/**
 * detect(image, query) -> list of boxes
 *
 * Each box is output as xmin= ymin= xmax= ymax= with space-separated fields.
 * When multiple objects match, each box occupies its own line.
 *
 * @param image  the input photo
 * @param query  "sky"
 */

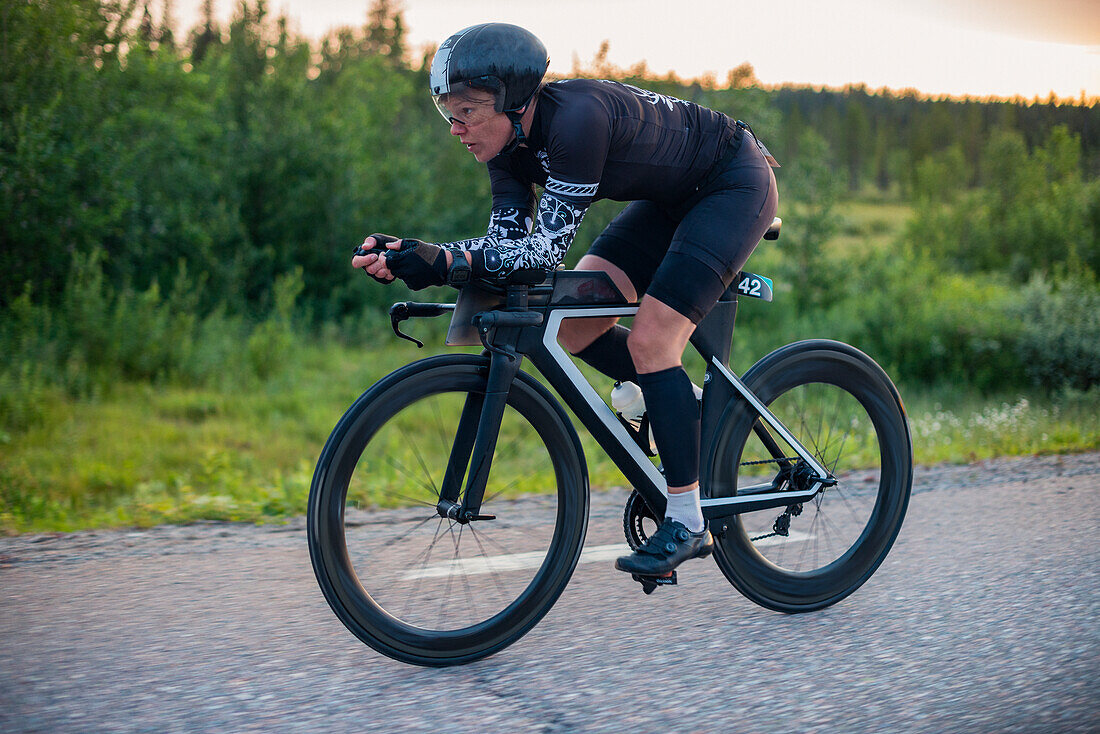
xmin=173 ymin=0 xmax=1100 ymax=100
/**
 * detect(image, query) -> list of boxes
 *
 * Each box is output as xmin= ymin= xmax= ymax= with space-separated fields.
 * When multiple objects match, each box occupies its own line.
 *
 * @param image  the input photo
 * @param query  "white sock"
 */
xmin=665 ymin=488 xmax=704 ymax=533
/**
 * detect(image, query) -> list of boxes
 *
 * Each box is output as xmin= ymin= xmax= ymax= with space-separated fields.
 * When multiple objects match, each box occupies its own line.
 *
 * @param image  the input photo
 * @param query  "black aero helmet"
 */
xmin=429 ymin=23 xmax=549 ymax=125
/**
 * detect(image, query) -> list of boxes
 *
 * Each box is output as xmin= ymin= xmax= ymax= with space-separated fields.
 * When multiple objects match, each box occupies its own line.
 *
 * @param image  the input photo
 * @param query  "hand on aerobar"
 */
xmin=358 ymin=238 xmax=510 ymax=291
xmin=380 ymin=239 xmax=448 ymax=290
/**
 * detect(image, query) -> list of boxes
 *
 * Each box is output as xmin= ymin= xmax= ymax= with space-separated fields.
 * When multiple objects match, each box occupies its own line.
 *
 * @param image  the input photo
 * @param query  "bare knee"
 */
xmin=627 ymin=297 xmax=696 ymax=373
xmin=627 ymin=324 xmax=678 ymax=373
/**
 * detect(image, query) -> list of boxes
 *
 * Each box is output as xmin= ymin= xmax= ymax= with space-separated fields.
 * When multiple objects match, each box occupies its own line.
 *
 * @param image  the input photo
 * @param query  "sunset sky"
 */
xmin=175 ymin=0 xmax=1099 ymax=100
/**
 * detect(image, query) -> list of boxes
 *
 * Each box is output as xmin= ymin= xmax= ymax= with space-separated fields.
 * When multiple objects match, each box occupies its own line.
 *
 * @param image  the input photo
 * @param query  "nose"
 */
xmin=449 ymin=120 xmax=466 ymax=136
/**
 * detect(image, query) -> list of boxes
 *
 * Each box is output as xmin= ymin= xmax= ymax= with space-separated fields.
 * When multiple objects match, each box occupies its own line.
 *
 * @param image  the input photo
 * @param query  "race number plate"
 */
xmin=735 ymin=272 xmax=773 ymax=302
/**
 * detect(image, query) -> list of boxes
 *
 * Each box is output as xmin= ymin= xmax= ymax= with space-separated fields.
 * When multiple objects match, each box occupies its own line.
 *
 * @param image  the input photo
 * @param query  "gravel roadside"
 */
xmin=2 ymin=452 xmax=1095 ymax=567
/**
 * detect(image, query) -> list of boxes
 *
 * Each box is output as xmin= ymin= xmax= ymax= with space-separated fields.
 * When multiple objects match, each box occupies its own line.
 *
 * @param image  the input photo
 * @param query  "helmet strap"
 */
xmin=497 ymin=110 xmax=527 ymax=157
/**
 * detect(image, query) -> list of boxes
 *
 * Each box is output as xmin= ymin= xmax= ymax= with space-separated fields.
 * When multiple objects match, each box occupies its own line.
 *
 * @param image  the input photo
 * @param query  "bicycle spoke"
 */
xmin=827 ymin=478 xmax=873 ymax=529
xmin=821 ymin=382 xmax=844 ymax=462
xmin=314 ymin=360 xmax=585 ymax=661
xmin=392 ymin=493 xmax=437 ymax=508
xmin=825 ymin=426 xmax=852 ymax=476
xmin=799 ymin=506 xmax=822 ymax=570
xmin=468 ymin=521 xmax=522 ymax=558
xmin=431 ymin=398 xmax=449 ymax=445
xmin=438 ymin=523 xmax=464 ymax=623
xmin=795 ymin=400 xmax=826 ymax=469
xmin=815 ymin=505 xmax=850 ymax=550
xmin=405 ymin=431 xmax=442 ymax=501
xmin=706 ymin=345 xmax=911 ymax=615
xmin=401 ymin=517 xmax=448 ymax=621
xmin=482 ymin=476 xmax=524 ymax=506
xmin=466 ymin=523 xmax=514 ymax=612
xmin=384 ymin=455 xmax=439 ymax=501
xmin=378 ymin=513 xmax=441 ymax=550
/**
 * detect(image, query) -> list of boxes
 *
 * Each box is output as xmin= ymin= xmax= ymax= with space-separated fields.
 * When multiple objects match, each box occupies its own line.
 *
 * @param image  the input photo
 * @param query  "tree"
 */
xmin=727 ymin=62 xmax=759 ymax=90
xmin=364 ymin=0 xmax=405 ymax=60
xmin=842 ymin=97 xmax=870 ymax=192
xmin=188 ymin=0 xmax=220 ymax=64
xmin=776 ymin=130 xmax=843 ymax=313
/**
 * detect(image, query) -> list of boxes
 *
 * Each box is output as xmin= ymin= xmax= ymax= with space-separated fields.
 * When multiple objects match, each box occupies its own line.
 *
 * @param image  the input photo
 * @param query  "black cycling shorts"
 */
xmin=587 ymin=130 xmax=779 ymax=323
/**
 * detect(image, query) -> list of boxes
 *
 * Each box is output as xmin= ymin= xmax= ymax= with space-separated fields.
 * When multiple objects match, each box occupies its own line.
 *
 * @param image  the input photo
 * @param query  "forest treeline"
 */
xmin=1 ymin=0 xmax=1098 ymax=406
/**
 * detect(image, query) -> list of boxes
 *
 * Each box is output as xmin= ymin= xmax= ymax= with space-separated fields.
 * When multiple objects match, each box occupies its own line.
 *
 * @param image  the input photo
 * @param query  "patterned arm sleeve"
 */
xmin=454 ymin=207 xmax=532 ymax=251
xmin=441 ymin=178 xmax=595 ymax=276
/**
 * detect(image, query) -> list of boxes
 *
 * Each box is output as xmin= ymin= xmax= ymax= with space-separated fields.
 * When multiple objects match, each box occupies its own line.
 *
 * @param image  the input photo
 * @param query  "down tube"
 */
xmin=524 ymin=308 xmax=668 ymax=517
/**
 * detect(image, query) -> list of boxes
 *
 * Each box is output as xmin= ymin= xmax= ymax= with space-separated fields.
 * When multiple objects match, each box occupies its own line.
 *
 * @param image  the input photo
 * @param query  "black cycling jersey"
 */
xmin=441 ymin=79 xmax=737 ymax=273
xmin=492 ymin=78 xmax=733 ymax=208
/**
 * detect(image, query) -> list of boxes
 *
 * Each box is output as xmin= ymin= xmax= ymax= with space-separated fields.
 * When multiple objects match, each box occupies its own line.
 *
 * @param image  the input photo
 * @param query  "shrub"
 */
xmin=825 ymin=248 xmax=1026 ymax=391
xmin=247 ymin=268 xmax=304 ymax=379
xmin=0 ymin=250 xmax=307 ymax=412
xmin=1013 ymin=272 xmax=1100 ymax=391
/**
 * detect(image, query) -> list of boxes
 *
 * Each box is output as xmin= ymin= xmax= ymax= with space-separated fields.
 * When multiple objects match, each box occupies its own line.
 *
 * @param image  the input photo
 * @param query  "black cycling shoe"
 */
xmin=615 ymin=518 xmax=714 ymax=577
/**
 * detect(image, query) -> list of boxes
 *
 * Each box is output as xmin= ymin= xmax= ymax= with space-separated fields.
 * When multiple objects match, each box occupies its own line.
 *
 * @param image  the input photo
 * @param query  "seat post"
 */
xmin=689 ymin=282 xmax=739 ymax=367
xmin=692 ymin=283 xmax=740 ymax=484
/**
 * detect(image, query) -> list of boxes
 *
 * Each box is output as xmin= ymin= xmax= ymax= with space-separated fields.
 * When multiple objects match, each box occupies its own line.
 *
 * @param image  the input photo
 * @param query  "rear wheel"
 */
xmin=708 ymin=340 xmax=912 ymax=612
xmin=308 ymin=355 xmax=588 ymax=666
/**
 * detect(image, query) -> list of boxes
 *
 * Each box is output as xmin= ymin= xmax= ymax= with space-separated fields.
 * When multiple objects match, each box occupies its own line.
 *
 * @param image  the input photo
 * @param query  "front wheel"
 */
xmin=307 ymin=355 xmax=589 ymax=666
xmin=707 ymin=340 xmax=913 ymax=613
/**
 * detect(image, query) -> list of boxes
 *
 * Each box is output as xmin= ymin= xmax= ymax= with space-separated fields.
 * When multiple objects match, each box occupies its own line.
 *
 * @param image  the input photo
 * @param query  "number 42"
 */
xmin=737 ymin=277 xmax=762 ymax=296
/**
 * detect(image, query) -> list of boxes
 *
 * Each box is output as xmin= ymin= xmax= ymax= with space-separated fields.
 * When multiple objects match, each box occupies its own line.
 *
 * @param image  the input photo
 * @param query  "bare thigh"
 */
xmin=556 ymin=254 xmax=639 ymax=354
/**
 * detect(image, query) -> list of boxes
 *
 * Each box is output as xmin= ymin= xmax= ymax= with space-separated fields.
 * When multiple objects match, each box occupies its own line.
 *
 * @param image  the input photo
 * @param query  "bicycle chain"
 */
xmin=740 ymin=456 xmax=800 ymax=541
xmin=739 ymin=456 xmax=799 ymax=467
xmin=750 ymin=531 xmax=781 ymax=541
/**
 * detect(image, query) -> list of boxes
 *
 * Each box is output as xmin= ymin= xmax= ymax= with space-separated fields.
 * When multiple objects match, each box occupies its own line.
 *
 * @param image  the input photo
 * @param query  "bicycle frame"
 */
xmin=399 ymin=270 xmax=834 ymax=525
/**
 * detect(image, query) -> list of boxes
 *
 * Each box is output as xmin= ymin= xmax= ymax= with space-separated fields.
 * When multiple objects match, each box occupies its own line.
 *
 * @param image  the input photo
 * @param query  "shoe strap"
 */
xmin=638 ymin=520 xmax=690 ymax=557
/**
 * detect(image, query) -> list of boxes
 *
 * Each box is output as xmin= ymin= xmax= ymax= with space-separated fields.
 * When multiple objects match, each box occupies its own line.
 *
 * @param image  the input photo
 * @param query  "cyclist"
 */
xmin=353 ymin=22 xmax=778 ymax=579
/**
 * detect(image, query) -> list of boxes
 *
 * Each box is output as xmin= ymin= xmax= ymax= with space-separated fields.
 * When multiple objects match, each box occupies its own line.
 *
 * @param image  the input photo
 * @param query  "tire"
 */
xmin=706 ymin=340 xmax=912 ymax=613
xmin=307 ymin=354 xmax=588 ymax=666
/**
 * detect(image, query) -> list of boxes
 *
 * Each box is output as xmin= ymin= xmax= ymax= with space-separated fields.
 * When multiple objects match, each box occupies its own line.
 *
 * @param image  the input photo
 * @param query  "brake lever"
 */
xmin=387 ymin=302 xmax=457 ymax=348
xmin=473 ymin=315 xmax=516 ymax=361
xmin=389 ymin=302 xmax=424 ymax=348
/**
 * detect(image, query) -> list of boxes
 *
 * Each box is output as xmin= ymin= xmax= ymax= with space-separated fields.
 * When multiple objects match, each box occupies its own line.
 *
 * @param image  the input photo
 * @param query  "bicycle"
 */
xmin=307 ymin=218 xmax=913 ymax=667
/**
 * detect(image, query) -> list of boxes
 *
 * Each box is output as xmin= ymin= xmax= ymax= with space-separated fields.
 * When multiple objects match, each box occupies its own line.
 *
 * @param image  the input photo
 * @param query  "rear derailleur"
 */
xmin=759 ymin=502 xmax=803 ymax=540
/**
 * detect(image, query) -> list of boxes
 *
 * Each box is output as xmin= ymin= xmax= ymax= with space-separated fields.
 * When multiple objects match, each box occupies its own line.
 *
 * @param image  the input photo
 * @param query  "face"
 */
xmin=440 ymin=91 xmax=515 ymax=162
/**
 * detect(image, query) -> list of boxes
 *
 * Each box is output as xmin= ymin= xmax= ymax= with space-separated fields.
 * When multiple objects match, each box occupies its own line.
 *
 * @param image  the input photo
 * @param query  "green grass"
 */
xmin=903 ymin=387 xmax=1100 ymax=462
xmin=2 ymin=331 xmax=1097 ymax=534
xmin=0 ymin=337 xmax=424 ymax=533
xmin=831 ymin=198 xmax=913 ymax=255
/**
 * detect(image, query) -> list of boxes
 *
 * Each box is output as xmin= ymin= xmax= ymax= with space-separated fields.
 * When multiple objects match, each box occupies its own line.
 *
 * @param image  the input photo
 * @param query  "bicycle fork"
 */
xmin=435 ymin=348 xmax=522 ymax=524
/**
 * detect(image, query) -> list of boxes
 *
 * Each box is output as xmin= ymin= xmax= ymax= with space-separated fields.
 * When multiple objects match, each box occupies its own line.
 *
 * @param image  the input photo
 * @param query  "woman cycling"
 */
xmin=353 ymin=22 xmax=778 ymax=579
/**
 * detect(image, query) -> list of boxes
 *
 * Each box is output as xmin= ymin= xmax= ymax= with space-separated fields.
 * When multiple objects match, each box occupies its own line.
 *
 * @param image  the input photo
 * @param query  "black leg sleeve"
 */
xmin=572 ymin=324 xmax=637 ymax=384
xmin=636 ymin=365 xmax=700 ymax=487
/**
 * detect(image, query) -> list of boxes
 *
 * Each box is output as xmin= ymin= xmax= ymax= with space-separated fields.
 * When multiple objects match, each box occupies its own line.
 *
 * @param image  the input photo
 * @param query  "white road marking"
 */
xmin=401 ymin=530 xmax=813 ymax=580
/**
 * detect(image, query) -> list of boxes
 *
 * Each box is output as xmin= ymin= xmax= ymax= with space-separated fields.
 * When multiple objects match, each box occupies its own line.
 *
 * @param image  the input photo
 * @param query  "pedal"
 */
xmin=631 ymin=571 xmax=677 ymax=595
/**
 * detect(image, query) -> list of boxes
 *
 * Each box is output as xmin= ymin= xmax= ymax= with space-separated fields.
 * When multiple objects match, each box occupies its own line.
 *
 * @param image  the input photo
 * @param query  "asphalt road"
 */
xmin=2 ymin=452 xmax=1098 ymax=733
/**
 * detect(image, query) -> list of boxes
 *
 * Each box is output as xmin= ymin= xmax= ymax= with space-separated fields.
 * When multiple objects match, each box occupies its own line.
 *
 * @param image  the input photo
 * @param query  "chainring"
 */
xmin=622 ymin=489 xmax=662 ymax=551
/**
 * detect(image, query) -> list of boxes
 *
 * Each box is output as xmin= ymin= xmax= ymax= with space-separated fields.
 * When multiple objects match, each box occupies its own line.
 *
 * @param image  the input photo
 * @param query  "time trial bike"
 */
xmin=307 ymin=218 xmax=913 ymax=667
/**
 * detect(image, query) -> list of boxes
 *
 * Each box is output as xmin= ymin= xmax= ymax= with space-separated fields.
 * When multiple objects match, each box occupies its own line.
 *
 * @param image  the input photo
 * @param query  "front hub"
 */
xmin=436 ymin=499 xmax=465 ymax=522
xmin=435 ymin=499 xmax=495 ymax=524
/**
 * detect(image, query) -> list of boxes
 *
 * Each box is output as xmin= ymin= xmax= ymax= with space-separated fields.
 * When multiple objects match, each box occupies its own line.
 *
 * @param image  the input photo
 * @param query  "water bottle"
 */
xmin=611 ymin=381 xmax=646 ymax=429
xmin=611 ymin=381 xmax=654 ymax=453
xmin=611 ymin=381 xmax=704 ymax=418
xmin=611 ymin=380 xmax=705 ymax=442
